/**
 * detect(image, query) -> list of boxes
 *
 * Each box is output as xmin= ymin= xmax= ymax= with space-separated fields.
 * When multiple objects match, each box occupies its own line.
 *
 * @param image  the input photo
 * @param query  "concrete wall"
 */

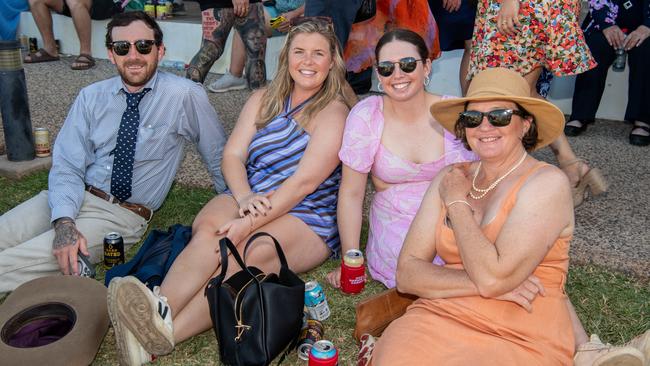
xmin=18 ymin=12 xmax=629 ymax=120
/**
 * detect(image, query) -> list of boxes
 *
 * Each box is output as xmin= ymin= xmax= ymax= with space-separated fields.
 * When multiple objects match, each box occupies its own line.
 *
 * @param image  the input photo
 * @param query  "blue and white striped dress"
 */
xmin=245 ymin=97 xmax=342 ymax=251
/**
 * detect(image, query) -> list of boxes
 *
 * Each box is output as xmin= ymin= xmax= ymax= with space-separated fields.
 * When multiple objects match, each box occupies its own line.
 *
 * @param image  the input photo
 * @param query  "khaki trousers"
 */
xmin=0 ymin=190 xmax=148 ymax=293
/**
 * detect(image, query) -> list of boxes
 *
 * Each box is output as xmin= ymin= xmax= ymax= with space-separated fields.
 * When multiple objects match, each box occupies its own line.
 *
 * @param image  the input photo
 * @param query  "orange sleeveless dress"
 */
xmin=371 ymin=163 xmax=575 ymax=365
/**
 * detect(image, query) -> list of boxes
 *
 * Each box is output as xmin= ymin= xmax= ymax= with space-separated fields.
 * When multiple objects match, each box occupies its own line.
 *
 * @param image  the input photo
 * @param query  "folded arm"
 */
xmin=444 ymin=165 xmax=573 ymax=298
xmin=220 ymin=92 xmax=349 ymax=243
xmin=396 ymin=167 xmax=480 ymax=298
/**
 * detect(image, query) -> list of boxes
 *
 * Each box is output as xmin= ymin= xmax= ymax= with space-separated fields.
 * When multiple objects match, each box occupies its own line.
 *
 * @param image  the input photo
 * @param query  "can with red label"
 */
xmin=308 ymin=340 xmax=338 ymax=366
xmin=340 ymin=249 xmax=365 ymax=294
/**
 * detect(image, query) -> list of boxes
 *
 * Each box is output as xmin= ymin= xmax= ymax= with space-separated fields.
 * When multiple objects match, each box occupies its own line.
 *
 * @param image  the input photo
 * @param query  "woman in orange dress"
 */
xmin=370 ymin=68 xmax=644 ymax=365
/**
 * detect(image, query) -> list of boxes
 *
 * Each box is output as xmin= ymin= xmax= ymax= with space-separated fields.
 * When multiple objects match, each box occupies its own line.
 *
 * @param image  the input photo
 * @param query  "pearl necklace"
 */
xmin=470 ymin=152 xmax=528 ymax=200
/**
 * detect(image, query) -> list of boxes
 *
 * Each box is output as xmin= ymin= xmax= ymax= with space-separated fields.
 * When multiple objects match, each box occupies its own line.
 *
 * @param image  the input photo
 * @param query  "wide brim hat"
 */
xmin=0 ymin=276 xmax=109 ymax=366
xmin=430 ymin=68 xmax=565 ymax=150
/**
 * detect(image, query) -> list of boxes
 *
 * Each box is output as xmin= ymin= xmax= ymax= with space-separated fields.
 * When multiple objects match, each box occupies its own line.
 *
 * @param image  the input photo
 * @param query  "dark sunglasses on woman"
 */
xmin=376 ymin=57 xmax=423 ymax=77
xmin=108 ymin=40 xmax=158 ymax=56
xmin=458 ymin=109 xmax=528 ymax=128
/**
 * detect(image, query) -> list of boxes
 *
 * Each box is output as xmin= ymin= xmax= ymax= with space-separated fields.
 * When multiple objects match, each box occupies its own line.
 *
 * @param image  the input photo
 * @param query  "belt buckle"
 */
xmin=623 ymin=0 xmax=632 ymax=9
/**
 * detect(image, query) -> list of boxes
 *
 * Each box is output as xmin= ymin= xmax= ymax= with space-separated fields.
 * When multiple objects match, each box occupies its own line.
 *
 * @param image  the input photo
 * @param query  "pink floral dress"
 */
xmin=339 ymin=95 xmax=476 ymax=288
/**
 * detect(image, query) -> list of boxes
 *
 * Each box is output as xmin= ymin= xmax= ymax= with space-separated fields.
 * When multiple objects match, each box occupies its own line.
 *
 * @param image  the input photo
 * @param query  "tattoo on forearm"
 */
xmin=53 ymin=222 xmax=79 ymax=249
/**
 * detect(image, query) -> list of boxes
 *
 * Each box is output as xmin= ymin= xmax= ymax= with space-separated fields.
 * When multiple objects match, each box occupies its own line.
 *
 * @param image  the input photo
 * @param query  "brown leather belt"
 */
xmin=85 ymin=185 xmax=153 ymax=221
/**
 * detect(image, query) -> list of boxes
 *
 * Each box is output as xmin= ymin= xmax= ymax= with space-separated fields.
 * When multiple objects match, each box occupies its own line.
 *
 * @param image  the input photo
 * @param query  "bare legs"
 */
xmin=64 ymin=0 xmax=93 ymax=66
xmin=522 ymin=68 xmax=590 ymax=187
xmin=159 ymin=194 xmax=331 ymax=344
xmin=26 ymin=0 xmax=63 ymax=58
xmin=459 ymin=40 xmax=472 ymax=96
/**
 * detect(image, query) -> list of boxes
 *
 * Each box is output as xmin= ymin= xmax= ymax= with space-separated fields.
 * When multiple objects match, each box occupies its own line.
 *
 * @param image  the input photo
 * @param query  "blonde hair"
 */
xmin=255 ymin=18 xmax=354 ymax=129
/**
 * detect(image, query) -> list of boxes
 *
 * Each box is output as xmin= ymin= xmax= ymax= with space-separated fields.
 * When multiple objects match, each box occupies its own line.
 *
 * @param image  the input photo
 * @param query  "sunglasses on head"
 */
xmin=290 ymin=16 xmax=334 ymax=29
xmin=376 ymin=57 xmax=423 ymax=77
xmin=108 ymin=40 xmax=157 ymax=56
xmin=458 ymin=108 xmax=528 ymax=128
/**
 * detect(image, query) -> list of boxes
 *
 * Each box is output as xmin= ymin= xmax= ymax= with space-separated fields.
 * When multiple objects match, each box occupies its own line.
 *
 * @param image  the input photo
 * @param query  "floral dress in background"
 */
xmin=469 ymin=0 xmax=597 ymax=78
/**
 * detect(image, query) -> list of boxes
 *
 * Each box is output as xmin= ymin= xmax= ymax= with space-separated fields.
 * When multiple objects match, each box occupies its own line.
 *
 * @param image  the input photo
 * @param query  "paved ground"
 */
xmin=1 ymin=57 xmax=648 ymax=282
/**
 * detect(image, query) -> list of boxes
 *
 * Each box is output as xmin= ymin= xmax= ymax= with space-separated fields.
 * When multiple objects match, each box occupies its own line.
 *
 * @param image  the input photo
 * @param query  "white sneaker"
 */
xmin=108 ymin=276 xmax=174 ymax=356
xmin=207 ymin=71 xmax=247 ymax=93
xmin=108 ymin=278 xmax=155 ymax=366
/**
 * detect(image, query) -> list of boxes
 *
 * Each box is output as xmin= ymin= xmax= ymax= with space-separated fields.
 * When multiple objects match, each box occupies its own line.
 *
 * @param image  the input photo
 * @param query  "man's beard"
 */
xmin=117 ymin=60 xmax=157 ymax=88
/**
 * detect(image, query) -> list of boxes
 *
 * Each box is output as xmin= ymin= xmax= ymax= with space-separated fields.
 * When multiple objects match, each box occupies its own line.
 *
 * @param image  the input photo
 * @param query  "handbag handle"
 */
xmin=243 ymin=232 xmax=290 ymax=271
xmin=215 ymin=232 xmax=290 ymax=284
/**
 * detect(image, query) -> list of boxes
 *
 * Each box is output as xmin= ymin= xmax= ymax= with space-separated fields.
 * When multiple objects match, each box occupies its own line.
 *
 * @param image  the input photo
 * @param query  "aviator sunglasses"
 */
xmin=458 ymin=108 xmax=528 ymax=128
xmin=376 ymin=57 xmax=423 ymax=77
xmin=108 ymin=40 xmax=158 ymax=56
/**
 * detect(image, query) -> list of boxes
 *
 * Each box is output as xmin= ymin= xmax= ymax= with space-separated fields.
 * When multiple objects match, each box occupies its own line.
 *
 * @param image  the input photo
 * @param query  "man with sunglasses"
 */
xmin=0 ymin=11 xmax=227 ymax=293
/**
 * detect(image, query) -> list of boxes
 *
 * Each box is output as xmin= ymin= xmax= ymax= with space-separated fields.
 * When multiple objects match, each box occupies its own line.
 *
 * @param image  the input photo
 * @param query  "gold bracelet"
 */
xmin=446 ymin=199 xmax=474 ymax=213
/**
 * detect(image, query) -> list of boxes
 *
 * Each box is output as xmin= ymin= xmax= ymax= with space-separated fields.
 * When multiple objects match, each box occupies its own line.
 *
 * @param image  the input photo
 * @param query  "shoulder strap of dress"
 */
xmin=502 ymin=161 xmax=550 ymax=207
xmin=283 ymin=94 xmax=316 ymax=118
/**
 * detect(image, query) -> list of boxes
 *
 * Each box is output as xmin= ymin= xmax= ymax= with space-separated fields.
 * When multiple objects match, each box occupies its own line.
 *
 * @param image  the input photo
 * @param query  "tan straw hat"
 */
xmin=0 ymin=276 xmax=109 ymax=366
xmin=430 ymin=68 xmax=565 ymax=150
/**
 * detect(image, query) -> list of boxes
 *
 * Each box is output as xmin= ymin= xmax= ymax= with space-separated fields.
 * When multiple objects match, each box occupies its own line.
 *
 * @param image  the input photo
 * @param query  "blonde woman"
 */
xmin=107 ymin=17 xmax=356 ymax=365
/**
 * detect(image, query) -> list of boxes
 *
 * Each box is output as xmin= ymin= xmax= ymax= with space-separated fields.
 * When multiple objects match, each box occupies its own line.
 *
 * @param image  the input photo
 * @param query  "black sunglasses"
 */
xmin=108 ymin=40 xmax=157 ymax=56
xmin=458 ymin=109 xmax=527 ymax=128
xmin=376 ymin=57 xmax=423 ymax=77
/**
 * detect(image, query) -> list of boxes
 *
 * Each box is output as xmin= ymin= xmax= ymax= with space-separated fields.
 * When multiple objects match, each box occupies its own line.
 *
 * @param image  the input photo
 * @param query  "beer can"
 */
xmin=104 ymin=232 xmax=125 ymax=268
xmin=29 ymin=37 xmax=38 ymax=54
xmin=308 ymin=340 xmax=338 ymax=366
xmin=144 ymin=2 xmax=156 ymax=18
xmin=297 ymin=318 xmax=324 ymax=360
xmin=34 ymin=127 xmax=51 ymax=157
xmin=156 ymin=4 xmax=168 ymax=19
xmin=343 ymin=249 xmax=364 ymax=267
xmin=19 ymin=34 xmax=29 ymax=53
xmin=304 ymin=281 xmax=331 ymax=321
xmin=341 ymin=249 xmax=366 ymax=294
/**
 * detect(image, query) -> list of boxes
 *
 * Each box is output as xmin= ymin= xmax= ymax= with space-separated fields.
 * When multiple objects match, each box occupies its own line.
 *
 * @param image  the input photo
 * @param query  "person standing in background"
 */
xmin=186 ymin=0 xmax=267 ymax=90
xmin=206 ymin=0 xmax=304 ymax=93
xmin=566 ymin=0 xmax=650 ymax=146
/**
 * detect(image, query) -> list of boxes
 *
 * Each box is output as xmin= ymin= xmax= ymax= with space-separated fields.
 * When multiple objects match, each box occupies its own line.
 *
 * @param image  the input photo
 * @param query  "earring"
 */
xmin=378 ymin=82 xmax=384 ymax=92
xmin=424 ymin=75 xmax=431 ymax=86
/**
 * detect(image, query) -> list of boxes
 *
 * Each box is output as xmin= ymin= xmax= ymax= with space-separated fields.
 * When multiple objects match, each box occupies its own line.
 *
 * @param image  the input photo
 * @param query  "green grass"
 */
xmin=1 ymin=174 xmax=648 ymax=365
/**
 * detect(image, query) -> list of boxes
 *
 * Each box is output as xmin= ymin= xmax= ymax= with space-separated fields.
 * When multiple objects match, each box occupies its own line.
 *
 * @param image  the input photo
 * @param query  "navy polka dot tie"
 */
xmin=110 ymin=88 xmax=151 ymax=202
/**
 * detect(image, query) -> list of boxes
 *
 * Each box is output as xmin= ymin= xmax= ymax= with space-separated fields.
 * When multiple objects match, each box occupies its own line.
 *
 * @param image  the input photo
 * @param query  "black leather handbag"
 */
xmin=205 ymin=233 xmax=305 ymax=366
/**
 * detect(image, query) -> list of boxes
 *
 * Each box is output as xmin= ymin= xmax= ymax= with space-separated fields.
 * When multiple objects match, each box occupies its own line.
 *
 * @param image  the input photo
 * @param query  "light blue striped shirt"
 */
xmin=48 ymin=71 xmax=226 ymax=221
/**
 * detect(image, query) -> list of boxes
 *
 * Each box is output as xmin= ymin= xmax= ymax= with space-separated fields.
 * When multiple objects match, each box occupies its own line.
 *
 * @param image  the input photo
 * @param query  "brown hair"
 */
xmin=105 ymin=11 xmax=163 ymax=47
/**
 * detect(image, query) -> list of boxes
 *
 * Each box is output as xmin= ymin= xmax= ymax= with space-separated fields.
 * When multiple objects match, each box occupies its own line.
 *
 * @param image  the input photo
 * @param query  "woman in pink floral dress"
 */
xmin=326 ymin=29 xmax=475 ymax=289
